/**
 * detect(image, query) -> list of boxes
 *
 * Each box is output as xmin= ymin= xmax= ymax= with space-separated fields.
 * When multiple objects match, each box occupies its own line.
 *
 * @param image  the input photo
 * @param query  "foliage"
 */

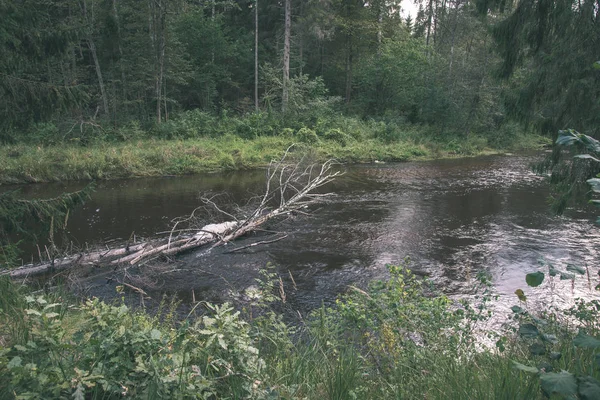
xmin=296 ymin=127 xmax=319 ymax=144
xmin=353 ymin=34 xmax=430 ymax=120
xmin=2 ymin=257 xmax=600 ymax=399
xmin=505 ymin=261 xmax=600 ymax=400
xmin=493 ymin=0 xmax=600 ymax=136
xmin=535 ymin=129 xmax=600 ymax=215
xmin=0 ymin=296 xmax=262 ymax=399
xmin=0 ymin=0 xmax=553 ymax=147
xmin=0 ymin=185 xmax=93 ymax=268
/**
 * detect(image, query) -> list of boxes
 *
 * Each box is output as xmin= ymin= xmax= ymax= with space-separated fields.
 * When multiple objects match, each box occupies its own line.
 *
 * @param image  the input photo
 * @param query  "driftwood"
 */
xmin=4 ymin=148 xmax=340 ymax=279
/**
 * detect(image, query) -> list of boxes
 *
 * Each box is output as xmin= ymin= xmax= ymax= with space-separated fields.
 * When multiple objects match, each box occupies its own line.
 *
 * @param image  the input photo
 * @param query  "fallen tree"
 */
xmin=4 ymin=148 xmax=341 ymax=279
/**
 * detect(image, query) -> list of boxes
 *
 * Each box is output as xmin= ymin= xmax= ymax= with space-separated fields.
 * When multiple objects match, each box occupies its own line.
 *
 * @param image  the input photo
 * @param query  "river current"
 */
xmin=9 ymin=153 xmax=600 ymax=315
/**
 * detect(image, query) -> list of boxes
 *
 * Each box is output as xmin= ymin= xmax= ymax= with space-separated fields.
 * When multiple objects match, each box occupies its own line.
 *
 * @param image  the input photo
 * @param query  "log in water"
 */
xmin=5 ymin=153 xmax=600 ymax=314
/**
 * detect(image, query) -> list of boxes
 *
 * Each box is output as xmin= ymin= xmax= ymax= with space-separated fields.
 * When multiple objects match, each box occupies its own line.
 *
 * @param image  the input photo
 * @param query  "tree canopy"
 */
xmin=0 ymin=0 xmax=596 ymax=144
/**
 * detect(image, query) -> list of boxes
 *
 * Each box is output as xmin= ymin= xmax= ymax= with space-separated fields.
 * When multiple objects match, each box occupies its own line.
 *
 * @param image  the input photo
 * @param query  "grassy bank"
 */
xmin=0 ymin=136 xmax=426 ymax=184
xmin=1 ymin=262 xmax=598 ymax=399
xmin=0 ymin=133 xmax=547 ymax=185
xmin=0 ymin=113 xmax=549 ymax=185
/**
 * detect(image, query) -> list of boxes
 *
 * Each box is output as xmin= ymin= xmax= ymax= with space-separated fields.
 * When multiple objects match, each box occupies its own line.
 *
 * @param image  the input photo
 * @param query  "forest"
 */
xmin=2 ymin=0 xmax=600 ymax=399
xmin=1 ymin=0 xmax=597 ymax=175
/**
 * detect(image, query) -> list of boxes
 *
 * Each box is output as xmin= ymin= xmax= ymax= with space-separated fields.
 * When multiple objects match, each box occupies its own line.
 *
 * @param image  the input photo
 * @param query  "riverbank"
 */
xmin=1 ymin=263 xmax=598 ymax=399
xmin=0 ymin=131 xmax=548 ymax=185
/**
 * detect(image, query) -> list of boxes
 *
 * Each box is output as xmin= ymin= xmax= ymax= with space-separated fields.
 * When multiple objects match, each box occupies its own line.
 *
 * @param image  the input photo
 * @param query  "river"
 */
xmin=8 ymin=153 xmax=600 ymax=316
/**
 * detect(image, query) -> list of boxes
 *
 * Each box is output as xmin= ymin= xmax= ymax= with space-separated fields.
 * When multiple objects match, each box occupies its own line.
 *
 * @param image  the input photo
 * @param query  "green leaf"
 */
xmin=560 ymin=272 xmax=575 ymax=280
xmin=573 ymin=332 xmax=600 ymax=348
xmin=587 ymin=178 xmax=600 ymax=193
xmin=540 ymin=371 xmax=577 ymax=397
xmin=43 ymin=303 xmax=61 ymax=310
xmin=538 ymin=362 xmax=553 ymax=373
xmin=519 ymin=323 xmax=539 ymax=339
xmin=511 ymin=305 xmax=524 ymax=314
xmin=526 ymin=272 xmax=544 ymax=287
xmin=512 ymin=361 xmax=538 ymax=373
xmin=217 ymin=335 xmax=228 ymax=350
xmin=566 ymin=264 xmax=586 ymax=275
xmin=557 ymin=130 xmax=580 ymax=146
xmin=35 ymin=297 xmax=47 ymax=305
xmin=542 ymin=334 xmax=558 ymax=344
xmin=574 ymin=154 xmax=600 ymax=163
xmin=72 ymin=382 xmax=85 ymax=400
xmin=550 ymin=352 xmax=562 ymax=360
xmin=7 ymin=356 xmax=22 ymax=369
xmin=515 ymin=289 xmax=527 ymax=302
xmin=548 ymin=264 xmax=559 ymax=277
xmin=150 ymin=329 xmax=161 ymax=340
xmin=579 ymin=376 xmax=600 ymax=400
xmin=530 ymin=342 xmax=546 ymax=355
xmin=594 ymin=61 xmax=600 ymax=70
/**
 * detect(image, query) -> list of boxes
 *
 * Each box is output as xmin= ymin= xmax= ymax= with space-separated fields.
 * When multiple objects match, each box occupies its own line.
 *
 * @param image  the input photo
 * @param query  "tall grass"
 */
xmin=0 ymin=112 xmax=548 ymax=185
xmin=2 ymin=261 xmax=595 ymax=399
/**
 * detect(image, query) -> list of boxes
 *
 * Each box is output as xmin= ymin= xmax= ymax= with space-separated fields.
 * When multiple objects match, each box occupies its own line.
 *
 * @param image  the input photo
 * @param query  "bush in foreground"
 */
xmin=1 ymin=260 xmax=598 ymax=399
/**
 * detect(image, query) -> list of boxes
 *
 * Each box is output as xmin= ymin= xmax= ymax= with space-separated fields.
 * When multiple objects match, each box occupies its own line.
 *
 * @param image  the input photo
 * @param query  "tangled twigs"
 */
xmin=4 ymin=148 xmax=340 ymax=278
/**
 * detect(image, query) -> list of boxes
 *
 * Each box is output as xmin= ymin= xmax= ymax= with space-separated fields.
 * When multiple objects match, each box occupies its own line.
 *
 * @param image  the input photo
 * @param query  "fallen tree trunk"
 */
xmin=4 ymin=148 xmax=340 ymax=279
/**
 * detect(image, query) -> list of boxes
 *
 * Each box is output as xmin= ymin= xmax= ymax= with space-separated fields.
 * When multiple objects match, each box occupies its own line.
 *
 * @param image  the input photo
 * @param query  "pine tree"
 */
xmin=493 ymin=0 xmax=600 ymax=136
xmin=0 ymin=184 xmax=94 ymax=268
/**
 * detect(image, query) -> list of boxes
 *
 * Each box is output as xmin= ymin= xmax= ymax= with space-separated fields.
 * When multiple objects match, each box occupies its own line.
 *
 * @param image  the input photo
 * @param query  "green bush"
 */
xmin=323 ymin=128 xmax=350 ymax=146
xmin=22 ymin=122 xmax=60 ymax=145
xmin=280 ymin=127 xmax=294 ymax=136
xmin=152 ymin=110 xmax=220 ymax=139
xmin=296 ymin=127 xmax=319 ymax=144
xmin=0 ymin=296 xmax=262 ymax=399
xmin=2 ymin=259 xmax=600 ymax=399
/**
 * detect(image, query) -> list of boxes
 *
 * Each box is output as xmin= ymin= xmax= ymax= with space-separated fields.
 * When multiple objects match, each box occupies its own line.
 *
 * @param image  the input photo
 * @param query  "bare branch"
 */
xmin=4 ymin=153 xmax=342 ymax=277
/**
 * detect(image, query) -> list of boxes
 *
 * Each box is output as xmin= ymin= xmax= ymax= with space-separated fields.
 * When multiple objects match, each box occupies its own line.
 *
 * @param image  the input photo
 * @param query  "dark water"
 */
xmin=8 ymin=154 xmax=600 ymax=314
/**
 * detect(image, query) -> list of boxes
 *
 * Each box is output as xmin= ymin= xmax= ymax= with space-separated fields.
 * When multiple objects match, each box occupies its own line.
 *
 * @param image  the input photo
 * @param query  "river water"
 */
xmin=9 ymin=153 xmax=600 ymax=315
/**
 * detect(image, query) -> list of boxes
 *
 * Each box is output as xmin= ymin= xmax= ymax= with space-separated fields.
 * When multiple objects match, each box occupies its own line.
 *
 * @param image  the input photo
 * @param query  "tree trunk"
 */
xmin=152 ymin=0 xmax=167 ymax=124
xmin=345 ymin=36 xmax=353 ymax=103
xmin=447 ymin=0 xmax=460 ymax=84
xmin=255 ymin=0 xmax=259 ymax=111
xmin=112 ymin=0 xmax=127 ymax=116
xmin=211 ymin=0 xmax=215 ymax=63
xmin=425 ymin=0 xmax=433 ymax=47
xmin=81 ymin=0 xmax=109 ymax=117
xmin=377 ymin=0 xmax=383 ymax=53
xmin=464 ymin=37 xmax=489 ymax=136
xmin=282 ymin=0 xmax=291 ymax=113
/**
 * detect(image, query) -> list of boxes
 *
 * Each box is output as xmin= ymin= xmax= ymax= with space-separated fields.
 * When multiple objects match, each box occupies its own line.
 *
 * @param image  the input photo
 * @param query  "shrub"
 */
xmin=22 ymin=122 xmax=60 ymax=145
xmin=280 ymin=127 xmax=294 ymax=136
xmin=296 ymin=127 xmax=319 ymax=144
xmin=323 ymin=128 xmax=350 ymax=146
xmin=0 ymin=296 xmax=263 ymax=399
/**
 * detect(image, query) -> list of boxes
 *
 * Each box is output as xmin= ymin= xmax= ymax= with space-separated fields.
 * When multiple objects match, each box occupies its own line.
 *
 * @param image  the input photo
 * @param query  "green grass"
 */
xmin=1 ymin=262 xmax=598 ymax=399
xmin=0 ymin=130 xmax=548 ymax=185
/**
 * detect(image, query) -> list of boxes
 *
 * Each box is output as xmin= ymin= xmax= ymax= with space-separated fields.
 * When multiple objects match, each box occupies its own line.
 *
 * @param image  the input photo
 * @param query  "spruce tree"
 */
xmin=0 ymin=184 xmax=94 ymax=268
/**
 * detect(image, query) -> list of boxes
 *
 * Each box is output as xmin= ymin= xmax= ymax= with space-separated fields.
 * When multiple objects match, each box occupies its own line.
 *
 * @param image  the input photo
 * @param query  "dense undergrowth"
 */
xmin=1 ymin=261 xmax=598 ymax=399
xmin=0 ymin=111 xmax=548 ymax=184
